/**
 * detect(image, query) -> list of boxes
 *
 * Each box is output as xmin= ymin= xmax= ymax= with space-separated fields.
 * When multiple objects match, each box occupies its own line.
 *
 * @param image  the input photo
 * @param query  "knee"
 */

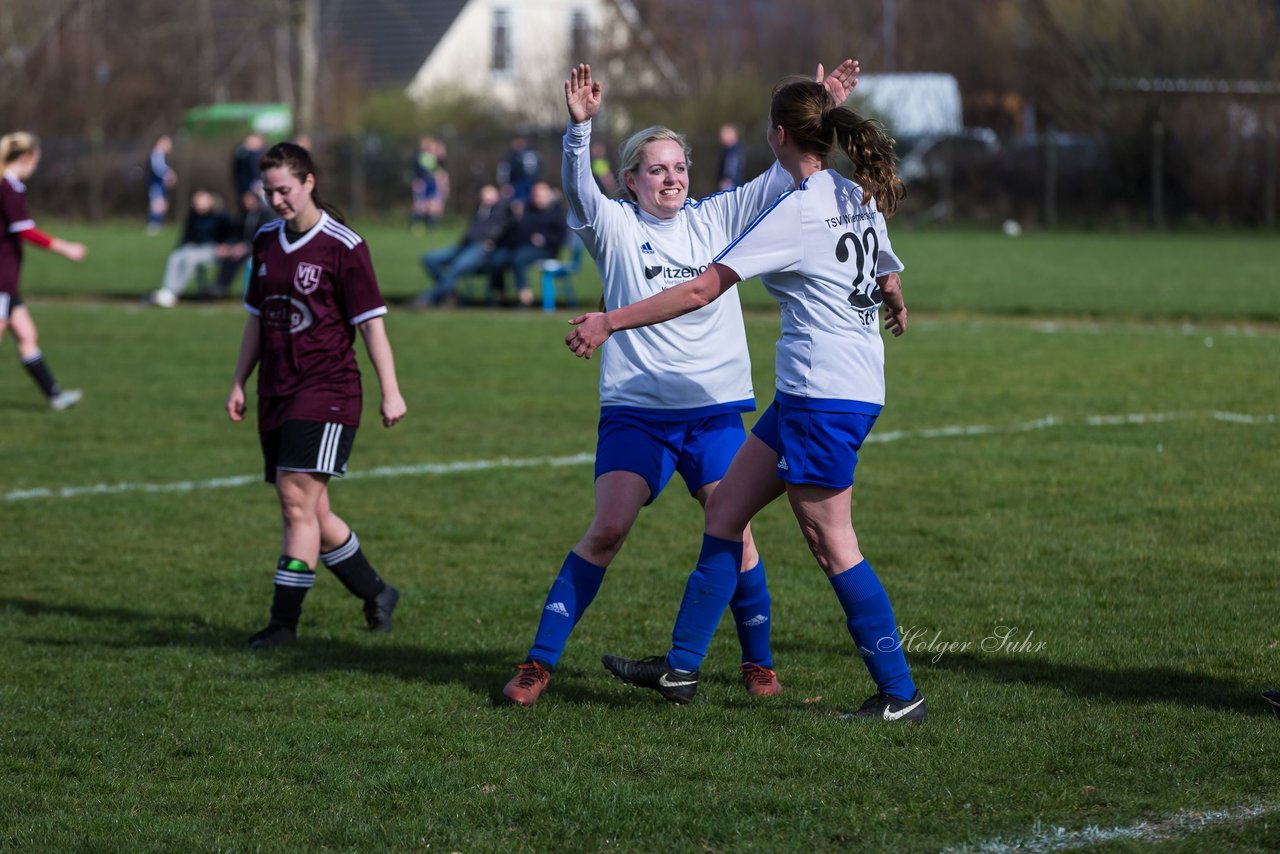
xmin=704 ymin=490 xmax=746 ymax=537
xmin=580 ymin=519 xmax=630 ymax=560
xmin=277 ymin=490 xmax=316 ymax=529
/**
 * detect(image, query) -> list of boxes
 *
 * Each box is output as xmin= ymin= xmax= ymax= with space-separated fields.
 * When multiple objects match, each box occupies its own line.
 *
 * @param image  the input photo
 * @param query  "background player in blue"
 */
xmin=146 ymin=134 xmax=176 ymax=235
xmin=502 ymin=60 xmax=860 ymax=707
xmin=568 ymin=77 xmax=924 ymax=722
xmin=227 ymin=143 xmax=407 ymax=649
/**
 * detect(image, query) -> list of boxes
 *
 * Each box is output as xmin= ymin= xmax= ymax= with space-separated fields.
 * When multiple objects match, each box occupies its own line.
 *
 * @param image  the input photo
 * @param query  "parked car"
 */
xmin=896 ymin=127 xmax=999 ymax=184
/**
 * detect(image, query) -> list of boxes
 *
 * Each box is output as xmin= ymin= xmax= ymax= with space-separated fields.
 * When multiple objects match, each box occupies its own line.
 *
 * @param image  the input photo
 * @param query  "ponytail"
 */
xmin=258 ymin=141 xmax=346 ymax=223
xmin=828 ymin=111 xmax=904 ymax=218
xmin=1 ymin=132 xmax=40 ymax=166
xmin=769 ymin=79 xmax=905 ymax=218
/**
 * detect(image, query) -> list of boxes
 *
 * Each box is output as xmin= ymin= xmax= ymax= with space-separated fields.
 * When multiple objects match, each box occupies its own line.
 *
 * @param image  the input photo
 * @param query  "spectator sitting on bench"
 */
xmin=199 ymin=190 xmax=275 ymax=300
xmin=415 ymin=183 xmax=510 ymax=308
xmin=491 ymin=180 xmax=566 ymax=307
xmin=148 ymin=189 xmax=238 ymax=308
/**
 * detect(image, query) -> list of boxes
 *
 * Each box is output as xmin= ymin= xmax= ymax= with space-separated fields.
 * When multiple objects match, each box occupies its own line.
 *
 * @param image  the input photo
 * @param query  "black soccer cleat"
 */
xmin=364 ymin=585 xmax=400 ymax=632
xmin=841 ymin=689 xmax=928 ymax=723
xmin=602 ymin=653 xmax=699 ymax=704
xmin=1264 ymin=689 xmax=1280 ymax=715
xmin=248 ymin=623 xmax=297 ymax=649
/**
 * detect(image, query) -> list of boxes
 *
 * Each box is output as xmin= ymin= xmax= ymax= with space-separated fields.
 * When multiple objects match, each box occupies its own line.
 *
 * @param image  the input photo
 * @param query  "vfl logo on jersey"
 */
xmin=260 ymin=294 xmax=314 ymax=334
xmin=293 ymin=262 xmax=324 ymax=295
xmin=640 ymin=241 xmax=655 ymax=254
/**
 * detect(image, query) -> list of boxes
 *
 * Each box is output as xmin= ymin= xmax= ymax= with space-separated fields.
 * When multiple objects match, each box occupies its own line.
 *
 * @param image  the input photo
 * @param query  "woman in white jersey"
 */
xmin=569 ymin=77 xmax=925 ymax=722
xmin=502 ymin=61 xmax=859 ymax=707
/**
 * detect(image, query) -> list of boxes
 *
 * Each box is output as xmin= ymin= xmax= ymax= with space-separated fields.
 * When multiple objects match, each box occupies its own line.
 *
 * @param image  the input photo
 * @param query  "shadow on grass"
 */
xmin=1 ymin=596 xmax=633 ymax=707
xmin=917 ymin=650 xmax=1264 ymax=714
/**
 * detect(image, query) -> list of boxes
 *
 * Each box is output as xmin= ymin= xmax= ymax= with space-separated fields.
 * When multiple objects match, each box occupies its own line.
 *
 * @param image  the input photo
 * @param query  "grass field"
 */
xmin=2 ymin=221 xmax=1279 ymax=851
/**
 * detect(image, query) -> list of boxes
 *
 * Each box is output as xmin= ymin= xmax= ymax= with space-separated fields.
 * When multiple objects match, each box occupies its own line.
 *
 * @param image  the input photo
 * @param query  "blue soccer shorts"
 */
xmin=595 ymin=409 xmax=746 ymax=504
xmin=751 ymin=397 xmax=878 ymax=490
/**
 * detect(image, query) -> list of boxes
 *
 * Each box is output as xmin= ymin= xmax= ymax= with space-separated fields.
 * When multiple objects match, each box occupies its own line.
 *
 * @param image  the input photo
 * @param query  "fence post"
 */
xmin=1043 ymin=127 xmax=1058 ymax=227
xmin=1265 ymin=121 xmax=1277 ymax=229
xmin=1151 ymin=114 xmax=1166 ymax=229
xmin=350 ymin=130 xmax=367 ymax=218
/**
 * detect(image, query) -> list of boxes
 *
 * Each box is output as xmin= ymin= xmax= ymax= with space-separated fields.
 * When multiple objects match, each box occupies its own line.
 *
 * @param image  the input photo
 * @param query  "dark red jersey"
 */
xmin=243 ymin=212 xmax=387 ymax=431
xmin=1 ymin=171 xmax=36 ymax=295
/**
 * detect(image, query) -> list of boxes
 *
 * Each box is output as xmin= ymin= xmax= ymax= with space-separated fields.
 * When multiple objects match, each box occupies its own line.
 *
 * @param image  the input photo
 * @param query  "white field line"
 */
xmin=911 ymin=318 xmax=1280 ymax=339
xmin=4 ymin=410 xmax=1275 ymax=503
xmin=942 ymin=803 xmax=1279 ymax=853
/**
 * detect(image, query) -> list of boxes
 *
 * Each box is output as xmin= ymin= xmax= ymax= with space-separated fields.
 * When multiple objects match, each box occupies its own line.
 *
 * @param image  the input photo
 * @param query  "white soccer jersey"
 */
xmin=563 ymin=119 xmax=793 ymax=417
xmin=714 ymin=169 xmax=904 ymax=408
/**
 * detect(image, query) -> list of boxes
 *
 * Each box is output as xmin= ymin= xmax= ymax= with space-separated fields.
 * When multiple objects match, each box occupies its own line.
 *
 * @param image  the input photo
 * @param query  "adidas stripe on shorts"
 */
xmin=0 ymin=292 xmax=21 ymax=321
xmin=260 ymin=420 xmax=356 ymax=483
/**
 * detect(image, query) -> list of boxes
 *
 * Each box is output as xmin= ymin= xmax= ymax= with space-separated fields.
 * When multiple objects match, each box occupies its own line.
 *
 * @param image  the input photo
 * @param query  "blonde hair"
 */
xmin=1 ymin=132 xmax=40 ymax=165
xmin=617 ymin=126 xmax=692 ymax=201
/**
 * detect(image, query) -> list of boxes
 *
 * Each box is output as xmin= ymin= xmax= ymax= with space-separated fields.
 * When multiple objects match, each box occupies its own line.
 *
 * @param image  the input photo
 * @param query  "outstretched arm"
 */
xmin=562 ymin=63 xmax=607 ymax=229
xmin=565 ymin=263 xmax=742 ymax=358
xmin=17 ymin=226 xmax=86 ymax=261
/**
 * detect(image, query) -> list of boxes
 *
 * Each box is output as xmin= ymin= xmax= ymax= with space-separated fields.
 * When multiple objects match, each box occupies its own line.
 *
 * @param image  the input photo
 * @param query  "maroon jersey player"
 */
xmin=1 ymin=132 xmax=86 ymax=410
xmin=227 ymin=142 xmax=408 ymax=649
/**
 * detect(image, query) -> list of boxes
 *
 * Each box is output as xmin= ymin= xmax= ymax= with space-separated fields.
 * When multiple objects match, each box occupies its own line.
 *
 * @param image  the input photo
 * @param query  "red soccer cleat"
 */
xmin=741 ymin=663 xmax=783 ymax=697
xmin=503 ymin=660 xmax=552 ymax=706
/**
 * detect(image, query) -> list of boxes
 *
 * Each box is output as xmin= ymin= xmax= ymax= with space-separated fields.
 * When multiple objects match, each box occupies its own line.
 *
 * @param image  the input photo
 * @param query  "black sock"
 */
xmin=269 ymin=555 xmax=315 ymax=630
xmin=320 ymin=532 xmax=387 ymax=601
xmin=21 ymin=351 xmax=60 ymax=398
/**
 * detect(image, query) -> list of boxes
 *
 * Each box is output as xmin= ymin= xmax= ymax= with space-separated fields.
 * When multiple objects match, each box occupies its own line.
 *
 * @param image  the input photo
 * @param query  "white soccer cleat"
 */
xmin=150 ymin=289 xmax=177 ymax=308
xmin=49 ymin=389 xmax=83 ymax=411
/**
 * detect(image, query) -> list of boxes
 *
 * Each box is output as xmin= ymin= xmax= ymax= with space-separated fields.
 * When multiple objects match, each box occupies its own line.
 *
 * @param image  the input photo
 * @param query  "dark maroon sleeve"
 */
xmin=2 ymin=183 xmax=33 ymax=233
xmin=337 ymin=241 xmax=386 ymax=324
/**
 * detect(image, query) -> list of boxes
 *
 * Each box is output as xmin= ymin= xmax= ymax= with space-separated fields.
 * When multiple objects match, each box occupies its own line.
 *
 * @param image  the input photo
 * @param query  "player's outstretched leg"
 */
xmin=503 ymin=551 xmax=607 ymax=707
xmin=319 ymin=531 xmax=399 ymax=632
xmin=829 ymin=559 xmax=925 ymax=723
xmin=601 ymin=654 xmax=699 ymax=704
xmin=730 ymin=557 xmax=781 ymax=696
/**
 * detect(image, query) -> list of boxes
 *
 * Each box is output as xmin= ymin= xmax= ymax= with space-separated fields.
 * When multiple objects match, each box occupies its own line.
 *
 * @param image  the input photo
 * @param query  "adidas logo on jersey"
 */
xmin=777 ymin=456 xmax=789 ymax=471
xmin=640 ymin=241 xmax=655 ymax=254
xmin=257 ymin=263 xmax=267 ymax=276
xmin=742 ymin=614 xmax=769 ymax=627
xmin=544 ymin=601 xmax=570 ymax=618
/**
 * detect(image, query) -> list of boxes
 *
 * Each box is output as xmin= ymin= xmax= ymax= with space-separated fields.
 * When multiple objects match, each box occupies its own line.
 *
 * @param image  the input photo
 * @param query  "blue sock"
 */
xmin=828 ymin=560 xmax=916 ymax=700
xmin=668 ymin=534 xmax=741 ymax=672
xmin=729 ymin=559 xmax=773 ymax=668
xmin=527 ymin=551 xmax=607 ymax=668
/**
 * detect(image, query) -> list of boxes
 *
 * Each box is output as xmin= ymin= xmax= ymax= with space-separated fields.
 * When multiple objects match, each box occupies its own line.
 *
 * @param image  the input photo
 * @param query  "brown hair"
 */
xmin=258 ymin=141 xmax=345 ymax=223
xmin=769 ymin=78 xmax=904 ymax=217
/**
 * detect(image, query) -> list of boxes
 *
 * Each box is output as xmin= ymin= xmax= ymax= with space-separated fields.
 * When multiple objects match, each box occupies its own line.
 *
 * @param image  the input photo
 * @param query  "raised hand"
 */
xmin=818 ymin=59 xmax=860 ymax=105
xmin=565 ymin=63 xmax=603 ymax=124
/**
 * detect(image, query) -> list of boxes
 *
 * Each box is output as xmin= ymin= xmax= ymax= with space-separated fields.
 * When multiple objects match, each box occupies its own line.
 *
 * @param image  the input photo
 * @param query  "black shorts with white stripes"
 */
xmin=0 ymin=292 xmax=23 ymax=321
xmin=260 ymin=420 xmax=357 ymax=484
